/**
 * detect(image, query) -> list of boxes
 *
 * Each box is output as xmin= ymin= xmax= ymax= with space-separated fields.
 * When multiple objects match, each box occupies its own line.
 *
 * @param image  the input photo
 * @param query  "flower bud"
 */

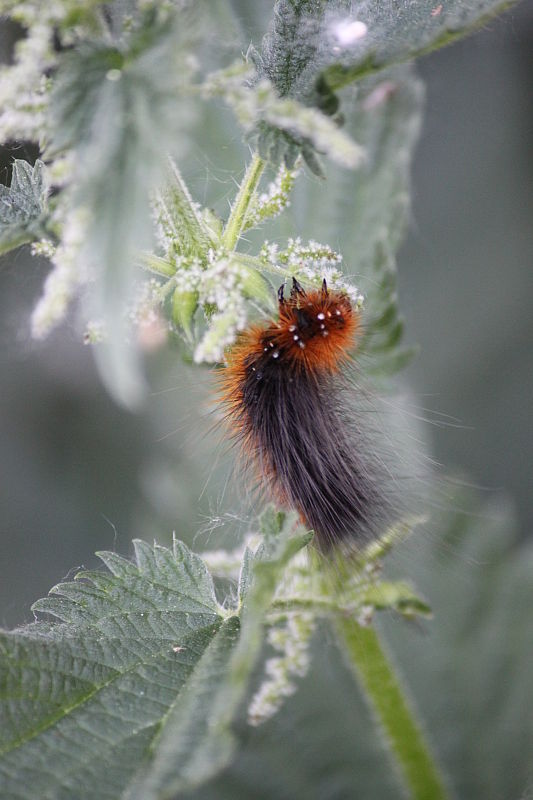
xmin=238 ymin=264 xmax=272 ymax=305
xmin=172 ymin=287 xmax=198 ymax=339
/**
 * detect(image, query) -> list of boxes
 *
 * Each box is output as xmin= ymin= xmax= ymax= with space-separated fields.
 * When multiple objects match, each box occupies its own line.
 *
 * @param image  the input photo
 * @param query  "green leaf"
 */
xmin=358 ymin=516 xmax=426 ymax=565
xmin=0 ymin=160 xmax=48 ymax=255
xmin=124 ymin=617 xmax=241 ymax=800
xmin=258 ymin=1 xmax=329 ymax=100
xmin=259 ymin=0 xmax=517 ymax=107
xmin=48 ymin=11 xmax=201 ymax=408
xmin=0 ymin=538 xmax=225 ymax=800
xmin=356 ymin=581 xmax=432 ymax=617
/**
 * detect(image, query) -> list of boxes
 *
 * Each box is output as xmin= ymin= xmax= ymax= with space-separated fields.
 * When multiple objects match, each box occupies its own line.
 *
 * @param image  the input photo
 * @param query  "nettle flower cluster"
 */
xmin=136 ymin=157 xmax=364 ymax=364
xmin=259 ymin=237 xmax=364 ymax=308
xmin=247 ymin=612 xmax=315 ymax=726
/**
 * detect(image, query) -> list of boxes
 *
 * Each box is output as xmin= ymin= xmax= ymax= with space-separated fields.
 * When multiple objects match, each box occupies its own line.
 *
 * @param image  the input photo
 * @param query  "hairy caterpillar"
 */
xmin=219 ymin=277 xmax=393 ymax=549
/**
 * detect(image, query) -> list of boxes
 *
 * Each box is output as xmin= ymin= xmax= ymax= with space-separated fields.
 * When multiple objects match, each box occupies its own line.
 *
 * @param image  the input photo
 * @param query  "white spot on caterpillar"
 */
xmin=320 ymin=324 xmax=326 ymax=330
xmin=335 ymin=309 xmax=341 ymax=316
xmin=272 ymin=351 xmax=279 ymax=359
xmin=293 ymin=334 xmax=299 ymax=341
xmin=317 ymin=312 xmax=325 ymax=320
xmin=289 ymin=325 xmax=296 ymax=332
xmin=322 ymin=330 xmax=329 ymax=337
xmin=298 ymin=341 xmax=306 ymax=348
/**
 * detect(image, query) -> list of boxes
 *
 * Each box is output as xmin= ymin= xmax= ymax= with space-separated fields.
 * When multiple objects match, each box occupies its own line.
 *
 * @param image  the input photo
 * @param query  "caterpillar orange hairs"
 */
xmin=220 ymin=277 xmax=390 ymax=549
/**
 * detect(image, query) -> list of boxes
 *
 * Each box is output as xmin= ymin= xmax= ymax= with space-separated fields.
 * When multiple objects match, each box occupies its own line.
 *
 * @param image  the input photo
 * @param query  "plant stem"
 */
xmin=335 ymin=619 xmax=450 ymax=800
xmin=222 ymin=153 xmax=265 ymax=251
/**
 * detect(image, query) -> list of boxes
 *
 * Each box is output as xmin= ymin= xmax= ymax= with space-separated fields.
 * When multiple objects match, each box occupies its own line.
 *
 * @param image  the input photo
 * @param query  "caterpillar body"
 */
xmin=220 ymin=277 xmax=393 ymax=549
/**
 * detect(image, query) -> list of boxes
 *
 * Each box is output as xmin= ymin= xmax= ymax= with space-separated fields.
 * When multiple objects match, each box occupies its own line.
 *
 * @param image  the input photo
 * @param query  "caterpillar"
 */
xmin=219 ymin=277 xmax=393 ymax=550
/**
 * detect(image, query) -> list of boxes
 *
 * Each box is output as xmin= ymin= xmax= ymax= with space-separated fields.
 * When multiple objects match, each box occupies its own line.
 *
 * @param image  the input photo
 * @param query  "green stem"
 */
xmin=222 ymin=153 xmax=265 ymax=251
xmin=335 ymin=620 xmax=450 ymax=800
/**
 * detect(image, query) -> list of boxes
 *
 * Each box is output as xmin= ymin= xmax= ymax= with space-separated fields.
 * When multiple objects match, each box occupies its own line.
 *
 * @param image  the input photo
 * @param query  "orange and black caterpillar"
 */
xmin=220 ymin=277 xmax=386 ymax=549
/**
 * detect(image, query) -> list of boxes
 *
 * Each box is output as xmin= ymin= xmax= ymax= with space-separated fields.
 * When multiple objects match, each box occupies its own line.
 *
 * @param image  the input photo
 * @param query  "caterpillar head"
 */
xmin=274 ymin=278 xmax=359 ymax=373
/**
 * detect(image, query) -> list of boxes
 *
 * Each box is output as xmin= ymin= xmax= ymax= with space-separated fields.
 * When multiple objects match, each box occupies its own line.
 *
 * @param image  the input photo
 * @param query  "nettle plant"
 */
xmin=0 ymin=2 xmax=520 ymax=799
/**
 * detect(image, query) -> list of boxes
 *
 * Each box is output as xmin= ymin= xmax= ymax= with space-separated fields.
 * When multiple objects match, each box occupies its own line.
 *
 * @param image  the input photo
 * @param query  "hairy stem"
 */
xmin=222 ymin=153 xmax=265 ymax=251
xmin=335 ymin=620 xmax=450 ymax=800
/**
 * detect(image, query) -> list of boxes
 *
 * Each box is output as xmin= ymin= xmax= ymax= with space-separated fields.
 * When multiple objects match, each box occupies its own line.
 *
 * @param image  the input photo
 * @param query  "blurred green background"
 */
xmin=1 ymin=3 xmax=532 ymax=798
